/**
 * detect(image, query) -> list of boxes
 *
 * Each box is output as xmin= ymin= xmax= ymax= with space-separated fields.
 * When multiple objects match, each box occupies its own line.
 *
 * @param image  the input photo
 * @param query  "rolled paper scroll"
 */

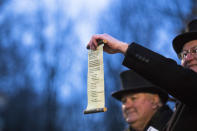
xmin=84 ymin=40 xmax=107 ymax=114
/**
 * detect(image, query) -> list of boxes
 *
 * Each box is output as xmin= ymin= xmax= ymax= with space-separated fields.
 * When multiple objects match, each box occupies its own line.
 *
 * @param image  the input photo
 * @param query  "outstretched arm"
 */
xmin=87 ymin=33 xmax=197 ymax=106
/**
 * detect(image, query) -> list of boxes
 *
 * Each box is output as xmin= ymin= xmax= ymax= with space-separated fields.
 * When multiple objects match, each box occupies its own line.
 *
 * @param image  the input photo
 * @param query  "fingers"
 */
xmin=86 ymin=44 xmax=90 ymax=49
xmin=92 ymin=36 xmax=98 ymax=50
xmin=86 ymin=39 xmax=92 ymax=49
xmin=87 ymin=34 xmax=103 ymax=50
xmin=87 ymin=39 xmax=96 ymax=50
xmin=97 ymin=39 xmax=108 ymax=46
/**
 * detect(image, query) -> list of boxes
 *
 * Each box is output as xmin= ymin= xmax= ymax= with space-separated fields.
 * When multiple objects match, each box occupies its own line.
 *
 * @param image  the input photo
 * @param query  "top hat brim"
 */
xmin=111 ymin=86 xmax=168 ymax=102
xmin=173 ymin=31 xmax=197 ymax=55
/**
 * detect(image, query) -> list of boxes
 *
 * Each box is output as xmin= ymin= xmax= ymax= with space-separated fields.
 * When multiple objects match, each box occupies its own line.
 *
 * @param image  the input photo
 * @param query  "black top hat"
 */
xmin=173 ymin=19 xmax=197 ymax=55
xmin=111 ymin=70 xmax=168 ymax=104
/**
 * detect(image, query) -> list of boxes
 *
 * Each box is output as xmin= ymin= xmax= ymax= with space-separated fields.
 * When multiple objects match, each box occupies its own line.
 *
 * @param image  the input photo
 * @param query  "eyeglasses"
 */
xmin=178 ymin=46 xmax=197 ymax=60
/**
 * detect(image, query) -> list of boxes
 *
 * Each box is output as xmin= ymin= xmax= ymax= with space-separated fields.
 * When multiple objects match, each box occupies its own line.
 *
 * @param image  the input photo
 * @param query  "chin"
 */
xmin=126 ymin=117 xmax=137 ymax=124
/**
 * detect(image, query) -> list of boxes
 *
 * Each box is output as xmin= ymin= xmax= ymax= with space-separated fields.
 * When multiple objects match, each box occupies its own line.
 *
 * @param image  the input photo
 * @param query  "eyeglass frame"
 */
xmin=178 ymin=46 xmax=197 ymax=60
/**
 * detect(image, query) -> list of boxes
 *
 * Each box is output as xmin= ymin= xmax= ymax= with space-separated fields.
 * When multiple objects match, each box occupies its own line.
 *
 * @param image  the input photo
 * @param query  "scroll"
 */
xmin=84 ymin=40 xmax=107 ymax=114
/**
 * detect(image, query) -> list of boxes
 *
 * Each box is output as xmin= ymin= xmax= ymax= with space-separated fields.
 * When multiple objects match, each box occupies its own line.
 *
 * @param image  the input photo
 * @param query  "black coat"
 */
xmin=125 ymin=105 xmax=172 ymax=131
xmin=123 ymin=43 xmax=197 ymax=131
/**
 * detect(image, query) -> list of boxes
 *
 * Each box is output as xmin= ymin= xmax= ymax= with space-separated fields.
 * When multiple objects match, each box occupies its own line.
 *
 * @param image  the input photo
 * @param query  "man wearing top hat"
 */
xmin=112 ymin=70 xmax=172 ymax=131
xmin=87 ymin=19 xmax=197 ymax=130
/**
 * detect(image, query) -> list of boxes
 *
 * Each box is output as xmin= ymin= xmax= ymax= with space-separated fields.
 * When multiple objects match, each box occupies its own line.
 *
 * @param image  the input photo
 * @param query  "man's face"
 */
xmin=121 ymin=93 xmax=159 ymax=128
xmin=181 ymin=40 xmax=197 ymax=73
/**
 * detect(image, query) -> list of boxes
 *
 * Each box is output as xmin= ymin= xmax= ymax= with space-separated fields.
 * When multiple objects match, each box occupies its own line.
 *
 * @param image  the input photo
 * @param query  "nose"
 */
xmin=186 ymin=52 xmax=195 ymax=60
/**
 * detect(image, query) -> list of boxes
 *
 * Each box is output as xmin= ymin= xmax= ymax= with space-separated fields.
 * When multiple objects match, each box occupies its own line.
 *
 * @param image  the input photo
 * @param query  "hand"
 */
xmin=87 ymin=33 xmax=129 ymax=54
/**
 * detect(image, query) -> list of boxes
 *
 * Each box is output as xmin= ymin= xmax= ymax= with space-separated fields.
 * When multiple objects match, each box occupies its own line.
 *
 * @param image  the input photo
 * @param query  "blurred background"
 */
xmin=0 ymin=0 xmax=197 ymax=130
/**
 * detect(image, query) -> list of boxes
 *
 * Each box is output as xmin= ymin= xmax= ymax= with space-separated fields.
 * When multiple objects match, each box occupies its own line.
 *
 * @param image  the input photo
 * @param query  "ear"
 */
xmin=151 ymin=94 xmax=162 ymax=109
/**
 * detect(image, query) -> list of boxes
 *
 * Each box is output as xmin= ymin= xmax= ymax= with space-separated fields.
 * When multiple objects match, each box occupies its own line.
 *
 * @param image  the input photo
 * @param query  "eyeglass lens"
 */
xmin=179 ymin=46 xmax=197 ymax=60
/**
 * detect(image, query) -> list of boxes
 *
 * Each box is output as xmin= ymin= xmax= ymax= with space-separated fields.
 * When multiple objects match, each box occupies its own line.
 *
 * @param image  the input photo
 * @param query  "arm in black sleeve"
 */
xmin=122 ymin=42 xmax=197 ymax=106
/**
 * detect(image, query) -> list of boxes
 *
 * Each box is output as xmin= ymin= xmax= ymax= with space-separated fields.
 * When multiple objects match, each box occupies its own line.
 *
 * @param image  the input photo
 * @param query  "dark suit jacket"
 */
xmin=122 ymin=43 xmax=197 ymax=131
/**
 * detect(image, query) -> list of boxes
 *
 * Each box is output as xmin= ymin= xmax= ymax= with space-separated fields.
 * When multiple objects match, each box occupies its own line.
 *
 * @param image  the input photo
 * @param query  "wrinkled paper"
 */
xmin=84 ymin=44 xmax=107 ymax=114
